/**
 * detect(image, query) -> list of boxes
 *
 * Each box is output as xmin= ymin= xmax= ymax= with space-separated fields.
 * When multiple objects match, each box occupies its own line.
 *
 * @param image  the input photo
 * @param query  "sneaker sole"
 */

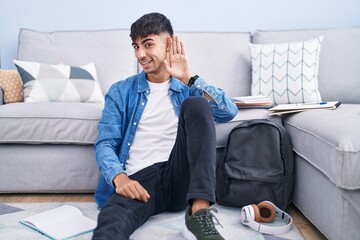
xmin=182 ymin=225 xmax=197 ymax=240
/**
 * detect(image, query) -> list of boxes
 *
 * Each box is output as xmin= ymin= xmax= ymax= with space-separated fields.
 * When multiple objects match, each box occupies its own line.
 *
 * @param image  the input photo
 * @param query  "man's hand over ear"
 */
xmin=164 ymin=35 xmax=193 ymax=85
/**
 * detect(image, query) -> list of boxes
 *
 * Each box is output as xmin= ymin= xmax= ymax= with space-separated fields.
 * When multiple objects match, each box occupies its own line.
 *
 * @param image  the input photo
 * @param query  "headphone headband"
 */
xmin=240 ymin=201 xmax=293 ymax=235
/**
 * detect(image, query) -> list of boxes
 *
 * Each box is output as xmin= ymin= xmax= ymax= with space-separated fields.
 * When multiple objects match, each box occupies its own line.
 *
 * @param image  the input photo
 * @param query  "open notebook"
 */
xmin=20 ymin=205 xmax=97 ymax=240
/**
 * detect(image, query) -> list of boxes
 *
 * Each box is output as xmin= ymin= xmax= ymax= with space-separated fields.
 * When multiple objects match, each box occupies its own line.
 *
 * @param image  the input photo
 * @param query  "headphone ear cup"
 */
xmin=251 ymin=204 xmax=261 ymax=222
xmin=257 ymin=201 xmax=276 ymax=223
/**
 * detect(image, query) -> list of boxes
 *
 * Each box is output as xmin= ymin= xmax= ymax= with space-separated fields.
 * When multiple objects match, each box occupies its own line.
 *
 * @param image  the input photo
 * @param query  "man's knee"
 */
xmin=183 ymin=96 xmax=209 ymax=107
xmin=181 ymin=97 xmax=213 ymax=118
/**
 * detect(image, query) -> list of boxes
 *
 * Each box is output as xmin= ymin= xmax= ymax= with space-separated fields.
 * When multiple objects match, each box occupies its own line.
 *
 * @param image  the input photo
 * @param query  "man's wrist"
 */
xmin=113 ymin=172 xmax=127 ymax=187
xmin=179 ymin=72 xmax=192 ymax=85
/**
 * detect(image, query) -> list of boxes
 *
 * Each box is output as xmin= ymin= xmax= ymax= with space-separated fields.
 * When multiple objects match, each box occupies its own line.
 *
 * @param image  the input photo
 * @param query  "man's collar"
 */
xmin=138 ymin=71 xmax=183 ymax=93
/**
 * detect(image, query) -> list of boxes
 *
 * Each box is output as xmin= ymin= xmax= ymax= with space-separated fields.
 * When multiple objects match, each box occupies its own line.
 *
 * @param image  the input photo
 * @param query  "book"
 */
xmin=232 ymin=95 xmax=273 ymax=109
xmin=268 ymin=101 xmax=341 ymax=115
xmin=20 ymin=205 xmax=97 ymax=240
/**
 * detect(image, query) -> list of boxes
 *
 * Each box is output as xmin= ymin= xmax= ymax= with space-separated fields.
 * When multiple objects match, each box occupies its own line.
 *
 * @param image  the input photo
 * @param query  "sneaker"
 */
xmin=182 ymin=206 xmax=224 ymax=240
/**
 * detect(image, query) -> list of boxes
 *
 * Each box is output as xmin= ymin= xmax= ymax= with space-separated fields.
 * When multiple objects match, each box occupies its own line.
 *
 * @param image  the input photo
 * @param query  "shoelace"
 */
xmin=194 ymin=208 xmax=223 ymax=235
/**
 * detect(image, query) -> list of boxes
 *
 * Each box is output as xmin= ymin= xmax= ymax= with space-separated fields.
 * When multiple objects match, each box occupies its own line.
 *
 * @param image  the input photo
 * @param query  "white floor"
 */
xmin=0 ymin=202 xmax=304 ymax=240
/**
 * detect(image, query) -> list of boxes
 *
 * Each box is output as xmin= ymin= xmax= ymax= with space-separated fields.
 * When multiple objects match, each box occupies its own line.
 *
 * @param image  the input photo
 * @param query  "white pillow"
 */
xmin=250 ymin=36 xmax=323 ymax=104
xmin=14 ymin=60 xmax=104 ymax=103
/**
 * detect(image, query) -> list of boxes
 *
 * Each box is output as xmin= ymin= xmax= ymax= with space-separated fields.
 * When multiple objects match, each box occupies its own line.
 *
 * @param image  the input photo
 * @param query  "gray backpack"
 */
xmin=216 ymin=118 xmax=295 ymax=210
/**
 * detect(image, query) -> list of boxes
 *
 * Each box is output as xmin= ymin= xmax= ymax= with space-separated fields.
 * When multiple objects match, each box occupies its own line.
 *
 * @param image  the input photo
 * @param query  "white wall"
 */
xmin=1 ymin=0 xmax=359 ymax=68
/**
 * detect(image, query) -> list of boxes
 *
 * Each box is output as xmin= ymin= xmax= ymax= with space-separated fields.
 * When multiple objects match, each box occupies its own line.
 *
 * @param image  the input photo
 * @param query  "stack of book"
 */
xmin=268 ymin=101 xmax=341 ymax=115
xmin=232 ymin=95 xmax=273 ymax=109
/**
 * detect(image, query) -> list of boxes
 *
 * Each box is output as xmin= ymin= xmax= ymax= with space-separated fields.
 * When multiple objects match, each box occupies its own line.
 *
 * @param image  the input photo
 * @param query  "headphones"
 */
xmin=240 ymin=201 xmax=293 ymax=235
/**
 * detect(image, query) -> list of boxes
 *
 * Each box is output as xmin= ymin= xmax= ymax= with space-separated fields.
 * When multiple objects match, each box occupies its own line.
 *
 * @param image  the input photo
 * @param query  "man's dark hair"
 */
xmin=130 ymin=12 xmax=173 ymax=42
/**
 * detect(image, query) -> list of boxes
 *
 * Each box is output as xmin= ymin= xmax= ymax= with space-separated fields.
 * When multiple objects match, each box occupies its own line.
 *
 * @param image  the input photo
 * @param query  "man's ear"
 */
xmin=166 ymin=36 xmax=171 ymax=52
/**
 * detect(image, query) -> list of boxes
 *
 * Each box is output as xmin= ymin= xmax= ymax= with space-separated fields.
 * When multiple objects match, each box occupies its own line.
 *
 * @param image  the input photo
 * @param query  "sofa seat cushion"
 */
xmin=282 ymin=104 xmax=360 ymax=189
xmin=0 ymin=104 xmax=269 ymax=146
xmin=0 ymin=102 xmax=102 ymax=144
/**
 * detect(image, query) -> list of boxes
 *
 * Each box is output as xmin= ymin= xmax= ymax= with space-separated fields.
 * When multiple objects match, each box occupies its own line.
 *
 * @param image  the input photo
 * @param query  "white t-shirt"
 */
xmin=126 ymin=79 xmax=178 ymax=176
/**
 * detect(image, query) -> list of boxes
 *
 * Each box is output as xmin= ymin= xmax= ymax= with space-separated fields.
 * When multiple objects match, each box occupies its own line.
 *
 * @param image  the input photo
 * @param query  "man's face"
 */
xmin=132 ymin=34 xmax=169 ymax=76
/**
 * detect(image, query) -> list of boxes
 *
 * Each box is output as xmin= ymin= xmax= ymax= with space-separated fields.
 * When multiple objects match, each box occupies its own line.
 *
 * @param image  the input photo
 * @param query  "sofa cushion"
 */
xmin=252 ymin=27 xmax=360 ymax=104
xmin=0 ymin=70 xmax=24 ymax=104
xmin=215 ymin=109 xmax=270 ymax=148
xmin=14 ymin=61 xmax=104 ymax=103
xmin=250 ymin=37 xmax=323 ymax=104
xmin=0 ymin=102 xmax=102 ymax=144
xmin=282 ymin=104 xmax=360 ymax=189
xmin=17 ymin=29 xmax=138 ymax=94
xmin=177 ymin=32 xmax=252 ymax=97
xmin=0 ymin=102 xmax=269 ymax=147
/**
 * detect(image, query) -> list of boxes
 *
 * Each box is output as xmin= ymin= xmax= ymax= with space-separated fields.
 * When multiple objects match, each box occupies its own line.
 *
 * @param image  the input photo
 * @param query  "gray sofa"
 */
xmin=0 ymin=27 xmax=359 ymax=239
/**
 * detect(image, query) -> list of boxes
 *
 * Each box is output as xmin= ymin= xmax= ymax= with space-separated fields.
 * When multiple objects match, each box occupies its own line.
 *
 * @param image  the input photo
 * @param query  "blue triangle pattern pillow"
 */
xmin=13 ymin=60 xmax=104 ymax=103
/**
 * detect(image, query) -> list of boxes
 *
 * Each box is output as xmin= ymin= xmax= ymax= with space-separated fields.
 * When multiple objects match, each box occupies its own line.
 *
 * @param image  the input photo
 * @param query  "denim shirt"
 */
xmin=94 ymin=71 xmax=238 ymax=208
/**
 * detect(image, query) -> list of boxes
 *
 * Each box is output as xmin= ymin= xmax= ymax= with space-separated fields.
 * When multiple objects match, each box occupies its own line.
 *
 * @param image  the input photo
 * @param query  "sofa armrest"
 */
xmin=0 ymin=87 xmax=4 ymax=105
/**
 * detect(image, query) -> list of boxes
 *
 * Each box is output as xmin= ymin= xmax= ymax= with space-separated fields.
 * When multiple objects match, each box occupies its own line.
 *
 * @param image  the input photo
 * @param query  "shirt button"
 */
xmin=141 ymin=102 xmax=145 ymax=106
xmin=133 ymin=122 xmax=137 ymax=125
xmin=127 ymin=142 xmax=130 ymax=146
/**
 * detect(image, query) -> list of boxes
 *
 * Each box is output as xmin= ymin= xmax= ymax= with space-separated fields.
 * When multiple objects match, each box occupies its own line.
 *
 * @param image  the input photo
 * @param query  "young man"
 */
xmin=92 ymin=12 xmax=238 ymax=240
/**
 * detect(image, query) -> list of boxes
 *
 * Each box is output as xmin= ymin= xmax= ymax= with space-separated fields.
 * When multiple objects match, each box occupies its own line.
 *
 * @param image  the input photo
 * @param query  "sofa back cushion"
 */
xmin=17 ymin=29 xmax=138 ymax=94
xmin=18 ymin=29 xmax=252 ymax=98
xmin=252 ymin=27 xmax=360 ymax=104
xmin=177 ymin=32 xmax=252 ymax=97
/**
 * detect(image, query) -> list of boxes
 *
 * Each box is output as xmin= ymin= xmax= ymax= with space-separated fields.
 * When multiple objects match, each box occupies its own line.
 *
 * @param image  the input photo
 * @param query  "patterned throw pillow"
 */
xmin=13 ymin=60 xmax=104 ymax=103
xmin=0 ymin=70 xmax=24 ymax=104
xmin=250 ymin=36 xmax=323 ymax=104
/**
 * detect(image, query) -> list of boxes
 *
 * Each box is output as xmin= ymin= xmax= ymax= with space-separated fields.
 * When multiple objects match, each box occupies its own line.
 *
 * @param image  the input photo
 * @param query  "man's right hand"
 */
xmin=113 ymin=173 xmax=150 ymax=203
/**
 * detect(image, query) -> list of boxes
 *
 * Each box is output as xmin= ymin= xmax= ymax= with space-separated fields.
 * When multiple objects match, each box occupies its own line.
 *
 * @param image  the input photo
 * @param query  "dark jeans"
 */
xmin=92 ymin=96 xmax=216 ymax=240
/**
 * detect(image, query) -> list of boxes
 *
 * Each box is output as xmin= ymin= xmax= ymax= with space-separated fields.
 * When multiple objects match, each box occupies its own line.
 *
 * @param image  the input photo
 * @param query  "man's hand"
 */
xmin=164 ymin=35 xmax=192 ymax=84
xmin=113 ymin=173 xmax=150 ymax=203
